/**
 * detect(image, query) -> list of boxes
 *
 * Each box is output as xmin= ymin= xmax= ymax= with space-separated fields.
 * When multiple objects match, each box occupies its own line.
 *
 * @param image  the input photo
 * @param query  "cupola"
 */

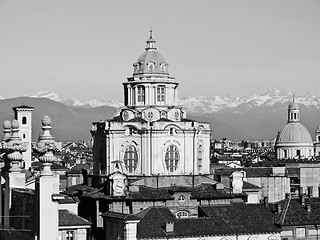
xmin=288 ymin=97 xmax=300 ymax=123
xmin=133 ymin=30 xmax=169 ymax=76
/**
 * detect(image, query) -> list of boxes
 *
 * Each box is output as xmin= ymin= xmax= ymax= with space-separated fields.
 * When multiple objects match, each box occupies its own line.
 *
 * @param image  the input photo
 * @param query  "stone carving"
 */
xmin=32 ymin=116 xmax=60 ymax=176
xmin=0 ymin=120 xmax=28 ymax=172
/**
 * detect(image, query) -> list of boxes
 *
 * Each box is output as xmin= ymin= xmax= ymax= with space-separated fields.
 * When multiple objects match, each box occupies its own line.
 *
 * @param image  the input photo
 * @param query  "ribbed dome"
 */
xmin=276 ymin=122 xmax=312 ymax=144
xmin=133 ymin=32 xmax=169 ymax=76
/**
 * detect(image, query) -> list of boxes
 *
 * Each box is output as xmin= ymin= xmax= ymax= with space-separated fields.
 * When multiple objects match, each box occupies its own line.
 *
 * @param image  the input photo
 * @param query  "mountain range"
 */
xmin=1 ymin=89 xmax=320 ymax=141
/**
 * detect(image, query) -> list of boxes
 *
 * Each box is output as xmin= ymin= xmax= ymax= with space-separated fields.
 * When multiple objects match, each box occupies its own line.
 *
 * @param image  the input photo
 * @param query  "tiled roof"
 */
xmin=101 ymin=211 xmax=140 ymax=221
xmin=137 ymin=207 xmax=175 ymax=238
xmin=191 ymin=184 xmax=242 ymax=199
xmin=136 ymin=204 xmax=280 ymax=238
xmin=83 ymin=185 xmax=173 ymax=201
xmin=64 ymin=183 xmax=96 ymax=196
xmin=70 ymin=179 xmax=242 ymax=202
xmin=130 ymin=186 xmax=173 ymax=200
xmin=59 ymin=209 xmax=91 ymax=227
xmin=200 ymin=203 xmax=279 ymax=234
xmin=273 ymin=198 xmax=319 ymax=226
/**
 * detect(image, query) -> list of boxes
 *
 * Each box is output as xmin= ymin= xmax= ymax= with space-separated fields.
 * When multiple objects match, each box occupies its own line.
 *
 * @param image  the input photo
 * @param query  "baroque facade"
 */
xmin=91 ymin=32 xmax=211 ymax=176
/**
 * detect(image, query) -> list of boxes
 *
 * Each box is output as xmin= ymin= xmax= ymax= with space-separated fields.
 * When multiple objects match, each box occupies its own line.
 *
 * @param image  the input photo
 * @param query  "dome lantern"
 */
xmin=288 ymin=98 xmax=300 ymax=123
xmin=145 ymin=28 xmax=157 ymax=51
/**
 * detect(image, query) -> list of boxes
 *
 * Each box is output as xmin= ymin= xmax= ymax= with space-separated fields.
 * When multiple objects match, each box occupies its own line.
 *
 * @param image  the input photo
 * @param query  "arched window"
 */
xmin=124 ymin=145 xmax=138 ymax=173
xmin=197 ymin=145 xmax=203 ymax=171
xmin=169 ymin=127 xmax=176 ymax=135
xmin=177 ymin=195 xmax=186 ymax=205
xmin=22 ymin=116 xmax=27 ymax=125
xmin=175 ymin=210 xmax=189 ymax=219
xmin=165 ymin=145 xmax=179 ymax=172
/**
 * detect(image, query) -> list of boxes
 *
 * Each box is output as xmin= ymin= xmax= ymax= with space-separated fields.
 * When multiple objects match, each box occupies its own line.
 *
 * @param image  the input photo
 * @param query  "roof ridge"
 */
xmin=154 ymin=206 xmax=173 ymax=222
xmin=280 ymin=198 xmax=291 ymax=225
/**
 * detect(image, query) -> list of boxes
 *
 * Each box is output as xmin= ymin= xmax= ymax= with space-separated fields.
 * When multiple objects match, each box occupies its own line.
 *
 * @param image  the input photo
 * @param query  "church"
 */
xmin=274 ymin=100 xmax=314 ymax=159
xmin=91 ymin=31 xmax=211 ymax=176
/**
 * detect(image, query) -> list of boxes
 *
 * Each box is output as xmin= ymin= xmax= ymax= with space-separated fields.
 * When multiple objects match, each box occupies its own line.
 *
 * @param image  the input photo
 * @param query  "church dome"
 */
xmin=133 ymin=31 xmax=169 ymax=76
xmin=276 ymin=122 xmax=313 ymax=144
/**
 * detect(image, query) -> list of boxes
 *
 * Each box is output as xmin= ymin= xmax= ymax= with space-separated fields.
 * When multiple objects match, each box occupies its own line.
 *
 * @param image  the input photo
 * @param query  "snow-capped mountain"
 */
xmin=1 ymin=89 xmax=320 ymax=141
xmin=7 ymin=88 xmax=320 ymax=114
xmin=28 ymin=90 xmax=123 ymax=108
xmin=178 ymin=88 xmax=320 ymax=113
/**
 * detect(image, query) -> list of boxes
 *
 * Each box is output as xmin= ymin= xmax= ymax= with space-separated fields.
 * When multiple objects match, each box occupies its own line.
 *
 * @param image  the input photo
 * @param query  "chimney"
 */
xmin=165 ymin=221 xmax=174 ymax=233
xmin=82 ymin=169 xmax=88 ymax=185
xmin=285 ymin=193 xmax=291 ymax=199
xmin=277 ymin=203 xmax=282 ymax=213
xmin=307 ymin=204 xmax=312 ymax=212
xmin=301 ymin=193 xmax=306 ymax=206
xmin=264 ymin=197 xmax=268 ymax=207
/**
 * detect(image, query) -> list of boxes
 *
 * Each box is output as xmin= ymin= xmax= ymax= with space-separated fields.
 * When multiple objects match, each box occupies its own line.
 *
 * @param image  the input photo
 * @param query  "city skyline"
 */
xmin=1 ymin=0 xmax=320 ymax=101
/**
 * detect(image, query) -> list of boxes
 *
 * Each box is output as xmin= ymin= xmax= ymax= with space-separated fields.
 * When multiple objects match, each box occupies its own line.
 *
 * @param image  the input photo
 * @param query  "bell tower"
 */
xmin=13 ymin=105 xmax=34 ymax=170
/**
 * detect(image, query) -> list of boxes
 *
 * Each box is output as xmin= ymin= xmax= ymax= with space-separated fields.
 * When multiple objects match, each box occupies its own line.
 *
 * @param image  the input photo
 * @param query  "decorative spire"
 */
xmin=146 ymin=28 xmax=157 ymax=51
xmin=33 ymin=116 xmax=60 ymax=176
xmin=293 ymin=94 xmax=295 ymax=102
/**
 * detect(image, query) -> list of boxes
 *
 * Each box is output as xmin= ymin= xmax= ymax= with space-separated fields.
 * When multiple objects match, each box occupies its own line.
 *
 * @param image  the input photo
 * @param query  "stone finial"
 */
xmin=2 ymin=120 xmax=28 ymax=172
xmin=33 ymin=116 xmax=60 ymax=176
xmin=1 ymin=120 xmax=11 ymax=155
xmin=2 ymin=120 xmax=11 ymax=141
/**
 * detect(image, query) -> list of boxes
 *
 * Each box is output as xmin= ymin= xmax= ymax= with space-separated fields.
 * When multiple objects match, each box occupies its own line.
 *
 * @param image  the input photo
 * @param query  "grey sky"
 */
xmin=1 ymin=0 xmax=320 ymax=101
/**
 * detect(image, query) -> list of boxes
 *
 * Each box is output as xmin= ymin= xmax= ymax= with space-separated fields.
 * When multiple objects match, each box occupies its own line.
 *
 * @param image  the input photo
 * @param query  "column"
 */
xmin=134 ymin=86 xmax=138 ymax=106
xmin=145 ymin=85 xmax=150 ymax=106
xmin=128 ymin=86 xmax=132 ymax=106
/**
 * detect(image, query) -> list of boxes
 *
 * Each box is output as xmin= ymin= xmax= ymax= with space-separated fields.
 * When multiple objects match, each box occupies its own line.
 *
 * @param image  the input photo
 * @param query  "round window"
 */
xmin=122 ymin=111 xmax=129 ymax=121
xmin=147 ymin=111 xmax=154 ymax=120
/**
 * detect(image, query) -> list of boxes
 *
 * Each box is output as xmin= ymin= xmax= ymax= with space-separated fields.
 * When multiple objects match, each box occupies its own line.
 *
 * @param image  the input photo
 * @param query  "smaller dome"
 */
xmin=276 ymin=122 xmax=312 ymax=144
